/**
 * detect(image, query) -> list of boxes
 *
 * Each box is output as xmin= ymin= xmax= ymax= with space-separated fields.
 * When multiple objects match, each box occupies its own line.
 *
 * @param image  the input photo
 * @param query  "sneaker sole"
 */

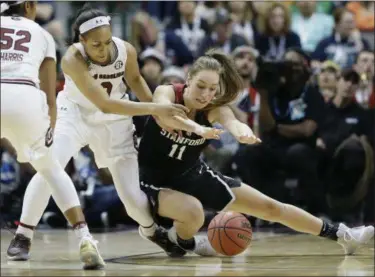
xmin=80 ymin=241 xmax=105 ymax=270
xmin=7 ymin=253 xmax=30 ymax=261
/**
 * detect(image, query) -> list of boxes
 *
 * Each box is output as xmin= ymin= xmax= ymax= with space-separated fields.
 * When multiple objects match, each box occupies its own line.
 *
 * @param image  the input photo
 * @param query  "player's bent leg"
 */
xmin=227 ymin=183 xmax=374 ymax=255
xmin=9 ymin=135 xmax=104 ymax=269
xmin=16 ymin=134 xmax=80 ymax=233
xmin=159 ymin=189 xmax=205 ymax=239
xmin=108 ymin=157 xmax=185 ymax=257
xmin=157 ymin=189 xmax=217 ymax=257
xmin=13 ymin=133 xmax=83 ymax=238
xmin=108 ymin=156 xmax=154 ymax=229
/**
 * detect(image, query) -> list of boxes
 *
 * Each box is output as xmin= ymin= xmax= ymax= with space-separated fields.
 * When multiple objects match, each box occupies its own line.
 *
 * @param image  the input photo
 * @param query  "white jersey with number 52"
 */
xmin=1 ymin=16 xmax=56 ymax=86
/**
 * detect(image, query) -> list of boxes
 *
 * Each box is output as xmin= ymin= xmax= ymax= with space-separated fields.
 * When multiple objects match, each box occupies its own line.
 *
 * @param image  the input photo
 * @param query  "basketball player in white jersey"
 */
xmin=1 ymin=1 xmax=105 ymax=269
xmin=6 ymin=3 xmax=189 ymax=259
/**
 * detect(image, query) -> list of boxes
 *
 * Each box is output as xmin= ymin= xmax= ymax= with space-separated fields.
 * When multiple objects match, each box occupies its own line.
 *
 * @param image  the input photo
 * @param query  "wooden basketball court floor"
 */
xmin=1 ymin=229 xmax=374 ymax=276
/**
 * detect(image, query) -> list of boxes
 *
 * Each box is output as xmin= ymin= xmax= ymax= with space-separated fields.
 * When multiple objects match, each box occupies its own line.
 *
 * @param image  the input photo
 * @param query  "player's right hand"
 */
xmin=195 ymin=126 xmax=224 ymax=140
xmin=154 ymin=104 xmax=189 ymax=118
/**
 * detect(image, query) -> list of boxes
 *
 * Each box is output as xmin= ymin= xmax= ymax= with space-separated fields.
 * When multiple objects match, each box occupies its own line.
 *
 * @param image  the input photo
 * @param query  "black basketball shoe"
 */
xmin=139 ymin=226 xmax=187 ymax=257
xmin=7 ymin=234 xmax=31 ymax=261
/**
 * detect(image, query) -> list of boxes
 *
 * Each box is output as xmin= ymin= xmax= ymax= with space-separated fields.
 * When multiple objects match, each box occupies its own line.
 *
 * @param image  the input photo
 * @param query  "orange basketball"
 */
xmin=207 ymin=212 xmax=252 ymax=256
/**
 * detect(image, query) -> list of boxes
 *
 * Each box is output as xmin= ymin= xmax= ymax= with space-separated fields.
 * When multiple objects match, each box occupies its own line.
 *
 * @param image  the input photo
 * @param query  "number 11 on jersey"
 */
xmin=168 ymin=144 xmax=186 ymax=160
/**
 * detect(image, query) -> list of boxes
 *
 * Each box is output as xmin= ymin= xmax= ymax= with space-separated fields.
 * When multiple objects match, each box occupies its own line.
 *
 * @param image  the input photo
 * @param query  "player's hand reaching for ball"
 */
xmin=236 ymin=130 xmax=261 ymax=144
xmin=195 ymin=126 xmax=224 ymax=140
xmin=154 ymin=104 xmax=189 ymax=118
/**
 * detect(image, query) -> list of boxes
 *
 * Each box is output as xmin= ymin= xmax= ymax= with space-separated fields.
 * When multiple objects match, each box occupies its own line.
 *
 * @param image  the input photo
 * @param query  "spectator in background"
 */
xmin=195 ymin=1 xmax=223 ymax=26
xmin=197 ymin=9 xmax=248 ymax=56
xmin=230 ymin=46 xmax=260 ymax=133
xmin=312 ymin=7 xmax=371 ymax=69
xmin=226 ymin=1 xmax=258 ymax=46
xmin=318 ymin=60 xmax=340 ymax=102
xmin=166 ymin=1 xmax=210 ymax=57
xmin=143 ymin=1 xmax=177 ymax=25
xmin=353 ymin=50 xmax=375 ymax=109
xmin=256 ymin=3 xmax=301 ymax=61
xmin=235 ymin=48 xmax=327 ymax=214
xmin=318 ymin=69 xmax=372 ymax=155
xmin=36 ymin=1 xmax=65 ymax=51
xmin=290 ymin=1 xmax=343 ymax=15
xmin=346 ymin=1 xmax=374 ymax=32
xmin=291 ymin=1 xmax=334 ymax=54
xmin=130 ymin=11 xmax=160 ymax=53
xmin=317 ymin=69 xmax=374 ymax=219
xmin=159 ymin=66 xmax=186 ymax=85
xmin=139 ymin=48 xmax=165 ymax=92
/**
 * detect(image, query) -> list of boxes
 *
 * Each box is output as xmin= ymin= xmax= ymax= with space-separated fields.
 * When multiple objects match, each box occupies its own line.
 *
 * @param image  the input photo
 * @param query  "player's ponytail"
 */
xmin=71 ymin=3 xmax=110 ymax=44
xmin=188 ymin=49 xmax=243 ymax=110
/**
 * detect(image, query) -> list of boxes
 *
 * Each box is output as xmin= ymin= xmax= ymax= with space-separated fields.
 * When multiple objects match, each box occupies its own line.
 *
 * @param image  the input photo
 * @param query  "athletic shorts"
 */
xmin=54 ymin=92 xmax=137 ymax=168
xmin=1 ymin=83 xmax=51 ymax=163
xmin=140 ymin=161 xmax=241 ymax=222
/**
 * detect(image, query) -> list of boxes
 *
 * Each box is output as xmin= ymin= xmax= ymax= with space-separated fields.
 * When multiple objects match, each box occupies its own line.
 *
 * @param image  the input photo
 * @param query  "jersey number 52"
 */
xmin=1 ymin=28 xmax=31 ymax=52
xmin=168 ymin=144 xmax=186 ymax=160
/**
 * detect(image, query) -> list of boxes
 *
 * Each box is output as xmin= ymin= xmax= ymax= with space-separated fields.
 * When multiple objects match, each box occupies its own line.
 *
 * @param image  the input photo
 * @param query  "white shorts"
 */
xmin=1 ymin=83 xmax=50 ymax=163
xmin=56 ymin=92 xmax=137 ymax=168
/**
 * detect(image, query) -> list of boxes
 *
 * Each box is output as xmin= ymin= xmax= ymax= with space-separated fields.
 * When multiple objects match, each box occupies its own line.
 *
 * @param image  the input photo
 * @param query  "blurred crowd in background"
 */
xmin=1 ymin=1 xmax=374 ymax=232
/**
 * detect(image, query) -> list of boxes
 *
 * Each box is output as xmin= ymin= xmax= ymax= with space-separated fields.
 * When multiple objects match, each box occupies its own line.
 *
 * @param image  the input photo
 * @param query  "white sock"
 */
xmin=168 ymin=226 xmax=177 ymax=243
xmin=16 ymin=225 xmax=34 ymax=240
xmin=74 ymin=224 xmax=91 ymax=241
xmin=140 ymin=223 xmax=157 ymax=237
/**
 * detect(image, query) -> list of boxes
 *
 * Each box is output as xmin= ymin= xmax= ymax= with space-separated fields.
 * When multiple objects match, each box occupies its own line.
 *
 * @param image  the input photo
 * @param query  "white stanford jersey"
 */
xmin=63 ymin=37 xmax=128 ymax=111
xmin=1 ymin=16 xmax=56 ymax=87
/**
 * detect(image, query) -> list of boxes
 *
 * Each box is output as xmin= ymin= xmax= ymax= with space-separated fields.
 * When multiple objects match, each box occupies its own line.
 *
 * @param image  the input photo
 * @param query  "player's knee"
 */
xmin=181 ymin=196 xmax=205 ymax=228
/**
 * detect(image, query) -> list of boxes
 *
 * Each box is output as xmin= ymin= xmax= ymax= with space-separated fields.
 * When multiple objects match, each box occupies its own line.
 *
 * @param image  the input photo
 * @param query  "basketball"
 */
xmin=207 ymin=212 xmax=252 ymax=256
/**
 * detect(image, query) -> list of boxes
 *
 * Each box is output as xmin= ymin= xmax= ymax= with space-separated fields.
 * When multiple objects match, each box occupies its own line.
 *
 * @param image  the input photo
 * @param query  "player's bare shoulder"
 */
xmin=61 ymin=45 xmax=88 ymax=74
xmin=123 ymin=40 xmax=136 ymax=56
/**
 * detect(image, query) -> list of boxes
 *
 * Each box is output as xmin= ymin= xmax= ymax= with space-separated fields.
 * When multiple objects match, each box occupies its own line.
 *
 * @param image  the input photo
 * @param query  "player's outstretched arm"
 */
xmin=153 ymin=86 xmax=223 ymax=140
xmin=61 ymin=46 xmax=187 ymax=118
xmin=208 ymin=106 xmax=261 ymax=144
xmin=123 ymin=42 xmax=153 ymax=102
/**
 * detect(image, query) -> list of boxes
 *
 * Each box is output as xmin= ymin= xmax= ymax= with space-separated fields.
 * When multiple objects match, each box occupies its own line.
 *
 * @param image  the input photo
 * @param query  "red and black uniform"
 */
xmin=138 ymin=84 xmax=241 ymax=221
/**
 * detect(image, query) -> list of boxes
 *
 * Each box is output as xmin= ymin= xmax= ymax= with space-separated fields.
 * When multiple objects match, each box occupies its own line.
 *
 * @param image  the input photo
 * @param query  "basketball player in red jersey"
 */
xmin=138 ymin=49 xmax=374 ymax=257
xmin=6 ymin=3 xmax=188 ymax=263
